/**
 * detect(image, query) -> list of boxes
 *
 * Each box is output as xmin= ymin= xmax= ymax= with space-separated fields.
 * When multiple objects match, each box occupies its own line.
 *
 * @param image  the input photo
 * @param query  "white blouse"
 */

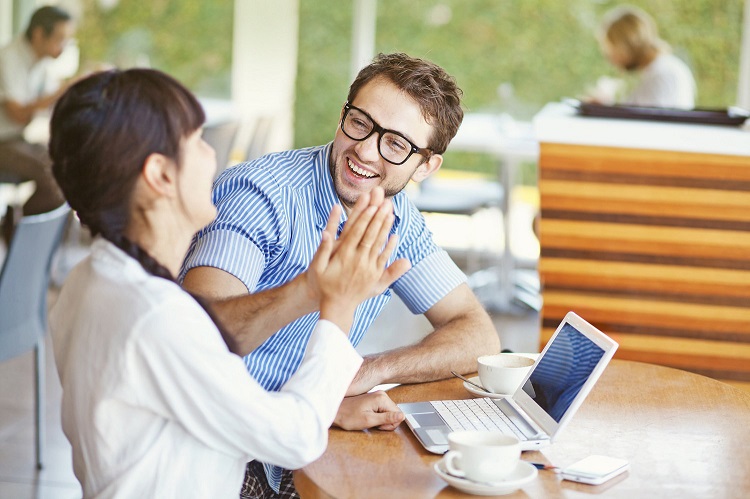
xmin=625 ymin=53 xmax=696 ymax=109
xmin=50 ymin=238 xmax=362 ymax=498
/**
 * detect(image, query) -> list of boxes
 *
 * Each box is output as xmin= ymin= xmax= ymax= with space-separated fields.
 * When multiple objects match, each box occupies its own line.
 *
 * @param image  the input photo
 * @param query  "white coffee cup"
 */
xmin=444 ymin=430 xmax=521 ymax=483
xmin=477 ymin=353 xmax=535 ymax=395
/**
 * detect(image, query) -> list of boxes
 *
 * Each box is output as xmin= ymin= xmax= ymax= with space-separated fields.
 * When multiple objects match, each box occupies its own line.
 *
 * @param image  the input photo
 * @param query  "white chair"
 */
xmin=0 ymin=203 xmax=70 ymax=469
xmin=203 ymin=120 xmax=240 ymax=178
xmin=244 ymin=115 xmax=274 ymax=162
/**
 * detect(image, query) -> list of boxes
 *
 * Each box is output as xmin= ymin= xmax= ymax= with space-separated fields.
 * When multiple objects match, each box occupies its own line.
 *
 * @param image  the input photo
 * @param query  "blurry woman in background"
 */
xmin=47 ymin=68 xmax=405 ymax=497
xmin=597 ymin=5 xmax=696 ymax=109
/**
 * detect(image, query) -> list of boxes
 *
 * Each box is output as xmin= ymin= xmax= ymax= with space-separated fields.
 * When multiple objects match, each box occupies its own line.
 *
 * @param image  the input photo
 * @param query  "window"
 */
xmin=296 ymin=0 xmax=744 ymax=177
xmin=76 ymin=0 xmax=233 ymax=98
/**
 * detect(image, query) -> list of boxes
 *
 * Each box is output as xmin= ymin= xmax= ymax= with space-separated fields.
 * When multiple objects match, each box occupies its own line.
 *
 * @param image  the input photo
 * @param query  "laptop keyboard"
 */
xmin=431 ymin=399 xmax=526 ymax=439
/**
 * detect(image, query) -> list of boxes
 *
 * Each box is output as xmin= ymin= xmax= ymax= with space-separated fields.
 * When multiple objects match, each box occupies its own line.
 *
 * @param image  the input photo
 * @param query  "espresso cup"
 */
xmin=477 ymin=353 xmax=535 ymax=395
xmin=443 ymin=431 xmax=521 ymax=483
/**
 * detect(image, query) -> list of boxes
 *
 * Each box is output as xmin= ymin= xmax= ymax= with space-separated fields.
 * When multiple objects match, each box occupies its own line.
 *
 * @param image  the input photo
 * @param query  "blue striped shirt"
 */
xmin=181 ymin=143 xmax=466 ymax=489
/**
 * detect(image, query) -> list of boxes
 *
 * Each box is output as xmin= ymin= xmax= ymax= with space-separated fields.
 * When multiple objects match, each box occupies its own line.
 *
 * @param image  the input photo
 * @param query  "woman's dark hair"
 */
xmin=25 ymin=5 xmax=72 ymax=40
xmin=49 ymin=68 xmax=205 ymax=281
xmin=49 ymin=68 xmax=236 ymax=348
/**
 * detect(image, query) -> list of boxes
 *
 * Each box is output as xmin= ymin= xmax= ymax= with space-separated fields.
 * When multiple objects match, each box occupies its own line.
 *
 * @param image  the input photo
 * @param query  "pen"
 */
xmin=530 ymin=462 xmax=559 ymax=472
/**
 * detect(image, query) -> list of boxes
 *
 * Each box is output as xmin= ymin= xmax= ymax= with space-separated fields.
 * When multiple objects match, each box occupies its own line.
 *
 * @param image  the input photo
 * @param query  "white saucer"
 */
xmin=433 ymin=458 xmax=538 ymax=496
xmin=463 ymin=376 xmax=509 ymax=399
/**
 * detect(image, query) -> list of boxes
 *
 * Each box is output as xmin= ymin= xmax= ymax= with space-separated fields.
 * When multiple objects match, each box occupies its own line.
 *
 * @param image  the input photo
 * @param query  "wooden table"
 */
xmin=295 ymin=360 xmax=750 ymax=498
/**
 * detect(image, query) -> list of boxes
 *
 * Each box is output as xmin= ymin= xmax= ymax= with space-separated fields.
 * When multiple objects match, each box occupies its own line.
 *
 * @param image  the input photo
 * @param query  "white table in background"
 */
xmin=447 ymin=113 xmax=540 ymax=313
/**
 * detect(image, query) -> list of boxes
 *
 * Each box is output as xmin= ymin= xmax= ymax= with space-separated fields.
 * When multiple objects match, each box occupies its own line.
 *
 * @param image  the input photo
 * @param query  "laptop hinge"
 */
xmin=493 ymin=398 xmax=545 ymax=439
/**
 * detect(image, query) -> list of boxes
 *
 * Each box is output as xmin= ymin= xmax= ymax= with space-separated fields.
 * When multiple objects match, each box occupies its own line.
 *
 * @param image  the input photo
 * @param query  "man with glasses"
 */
xmin=0 ymin=6 xmax=73 ymax=241
xmin=182 ymin=53 xmax=499 ymax=498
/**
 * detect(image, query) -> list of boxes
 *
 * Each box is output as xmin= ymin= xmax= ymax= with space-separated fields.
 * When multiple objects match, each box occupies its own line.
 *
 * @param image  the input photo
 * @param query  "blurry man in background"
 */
xmin=0 ymin=5 xmax=74 ymax=240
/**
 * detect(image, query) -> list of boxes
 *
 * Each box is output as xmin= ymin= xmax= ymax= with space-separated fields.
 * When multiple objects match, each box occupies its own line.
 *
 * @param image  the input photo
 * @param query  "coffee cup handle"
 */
xmin=444 ymin=450 xmax=465 ymax=478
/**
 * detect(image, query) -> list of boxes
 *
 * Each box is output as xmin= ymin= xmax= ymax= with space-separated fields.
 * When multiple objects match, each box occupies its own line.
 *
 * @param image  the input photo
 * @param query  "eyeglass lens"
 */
xmin=343 ymin=107 xmax=413 ymax=164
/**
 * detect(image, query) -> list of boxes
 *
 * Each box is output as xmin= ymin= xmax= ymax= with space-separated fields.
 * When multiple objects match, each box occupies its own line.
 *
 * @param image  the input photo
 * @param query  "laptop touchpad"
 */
xmin=411 ymin=412 xmax=445 ymax=427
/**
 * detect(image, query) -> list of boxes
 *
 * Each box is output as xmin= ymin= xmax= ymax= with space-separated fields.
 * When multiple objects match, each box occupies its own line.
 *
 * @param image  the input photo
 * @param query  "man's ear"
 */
xmin=141 ymin=153 xmax=178 ymax=197
xmin=411 ymin=154 xmax=443 ymax=183
xmin=30 ymin=26 xmax=44 ymax=45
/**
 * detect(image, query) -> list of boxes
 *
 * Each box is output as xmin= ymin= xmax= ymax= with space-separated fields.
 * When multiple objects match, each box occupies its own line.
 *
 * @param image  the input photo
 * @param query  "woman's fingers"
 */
xmin=367 ymin=211 xmax=394 ymax=259
xmin=376 ymin=233 xmax=398 ymax=269
xmin=343 ymin=187 xmax=374 ymax=230
xmin=340 ymin=205 xmax=378 ymax=256
xmin=323 ymin=203 xmax=341 ymax=240
xmin=378 ymin=258 xmax=411 ymax=292
xmin=357 ymin=202 xmax=393 ymax=257
xmin=309 ymin=231 xmax=334 ymax=281
xmin=317 ymin=187 xmax=408 ymax=305
xmin=338 ymin=187 xmax=386 ymax=248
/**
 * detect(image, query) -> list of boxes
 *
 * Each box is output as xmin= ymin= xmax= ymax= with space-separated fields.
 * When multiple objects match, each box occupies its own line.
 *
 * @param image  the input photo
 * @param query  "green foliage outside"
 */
xmin=75 ymin=0 xmax=233 ymax=98
xmin=73 ymin=0 xmax=743 ymax=181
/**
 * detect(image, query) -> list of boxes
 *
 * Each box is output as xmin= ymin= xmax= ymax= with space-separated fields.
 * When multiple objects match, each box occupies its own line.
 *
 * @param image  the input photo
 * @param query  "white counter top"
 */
xmin=533 ymin=102 xmax=750 ymax=157
xmin=450 ymin=113 xmax=538 ymax=161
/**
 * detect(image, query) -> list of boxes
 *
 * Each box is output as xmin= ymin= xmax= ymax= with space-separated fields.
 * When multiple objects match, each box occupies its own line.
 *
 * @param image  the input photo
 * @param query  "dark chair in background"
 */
xmin=0 ymin=203 xmax=71 ymax=469
xmin=0 ymin=172 xmax=28 ymax=244
xmin=411 ymin=176 xmax=503 ymax=273
xmin=411 ymin=176 xmax=541 ymax=313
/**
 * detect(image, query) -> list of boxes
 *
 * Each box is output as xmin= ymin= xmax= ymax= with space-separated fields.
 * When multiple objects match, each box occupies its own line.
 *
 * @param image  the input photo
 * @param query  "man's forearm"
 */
xmin=349 ymin=305 xmax=499 ymax=394
xmin=3 ymin=86 xmax=68 ymax=125
xmin=209 ymin=274 xmax=317 ymax=356
xmin=4 ymin=100 xmax=34 ymax=126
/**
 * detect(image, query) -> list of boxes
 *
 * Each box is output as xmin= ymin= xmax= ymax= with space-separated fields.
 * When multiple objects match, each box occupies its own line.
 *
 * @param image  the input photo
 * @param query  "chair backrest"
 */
xmin=0 ymin=172 xmax=24 ymax=184
xmin=0 ymin=204 xmax=70 ymax=361
xmin=244 ymin=115 xmax=275 ymax=162
xmin=203 ymin=120 xmax=241 ymax=178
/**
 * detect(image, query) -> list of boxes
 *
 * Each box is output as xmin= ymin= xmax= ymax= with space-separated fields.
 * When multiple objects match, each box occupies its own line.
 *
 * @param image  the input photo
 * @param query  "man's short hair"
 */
xmin=347 ymin=52 xmax=464 ymax=156
xmin=25 ymin=5 xmax=72 ymax=41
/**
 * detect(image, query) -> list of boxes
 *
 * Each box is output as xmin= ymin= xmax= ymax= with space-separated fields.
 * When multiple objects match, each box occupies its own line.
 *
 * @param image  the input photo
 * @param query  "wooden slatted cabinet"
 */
xmin=535 ymin=105 xmax=750 ymax=389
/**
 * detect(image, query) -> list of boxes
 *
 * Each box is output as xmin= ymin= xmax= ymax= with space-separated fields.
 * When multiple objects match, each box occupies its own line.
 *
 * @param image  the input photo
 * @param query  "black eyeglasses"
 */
xmin=340 ymin=102 xmax=433 ymax=165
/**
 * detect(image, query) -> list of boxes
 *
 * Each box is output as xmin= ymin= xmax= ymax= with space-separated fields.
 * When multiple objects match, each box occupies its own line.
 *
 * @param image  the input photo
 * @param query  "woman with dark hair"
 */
xmin=47 ymin=68 xmax=406 ymax=497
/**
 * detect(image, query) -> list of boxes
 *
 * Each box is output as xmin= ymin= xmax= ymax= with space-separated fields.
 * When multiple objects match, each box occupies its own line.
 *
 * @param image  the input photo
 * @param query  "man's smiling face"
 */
xmin=329 ymin=77 xmax=442 ymax=214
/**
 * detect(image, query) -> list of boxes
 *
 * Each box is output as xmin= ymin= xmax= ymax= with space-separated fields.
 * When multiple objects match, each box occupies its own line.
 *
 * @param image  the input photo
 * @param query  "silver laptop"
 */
xmin=399 ymin=311 xmax=619 ymax=453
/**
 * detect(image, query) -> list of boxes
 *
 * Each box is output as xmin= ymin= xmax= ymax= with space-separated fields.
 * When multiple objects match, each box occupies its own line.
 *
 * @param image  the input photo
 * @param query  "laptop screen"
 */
xmin=521 ymin=323 xmax=605 ymax=422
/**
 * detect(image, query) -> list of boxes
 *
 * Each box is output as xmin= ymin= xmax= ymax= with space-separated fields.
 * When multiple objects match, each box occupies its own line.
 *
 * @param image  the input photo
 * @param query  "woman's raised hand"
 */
xmin=309 ymin=187 xmax=411 ymax=334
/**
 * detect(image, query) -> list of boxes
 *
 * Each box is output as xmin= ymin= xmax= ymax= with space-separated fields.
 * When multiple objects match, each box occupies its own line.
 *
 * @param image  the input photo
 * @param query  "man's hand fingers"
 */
xmin=333 ymin=391 xmax=405 ymax=430
xmin=368 ymin=410 xmax=405 ymax=431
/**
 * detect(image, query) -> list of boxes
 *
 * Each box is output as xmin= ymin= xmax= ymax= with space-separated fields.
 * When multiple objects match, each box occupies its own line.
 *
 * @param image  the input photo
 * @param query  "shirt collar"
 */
xmin=312 ymin=143 xmax=341 ymax=231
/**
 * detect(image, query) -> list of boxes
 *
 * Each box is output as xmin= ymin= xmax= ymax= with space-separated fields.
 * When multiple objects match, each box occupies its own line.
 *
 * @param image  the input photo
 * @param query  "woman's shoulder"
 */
xmin=647 ymin=53 xmax=693 ymax=77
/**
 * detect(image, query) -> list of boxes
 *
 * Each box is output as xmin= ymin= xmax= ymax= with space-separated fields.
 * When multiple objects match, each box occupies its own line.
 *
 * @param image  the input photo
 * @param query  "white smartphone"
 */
xmin=560 ymin=455 xmax=629 ymax=485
